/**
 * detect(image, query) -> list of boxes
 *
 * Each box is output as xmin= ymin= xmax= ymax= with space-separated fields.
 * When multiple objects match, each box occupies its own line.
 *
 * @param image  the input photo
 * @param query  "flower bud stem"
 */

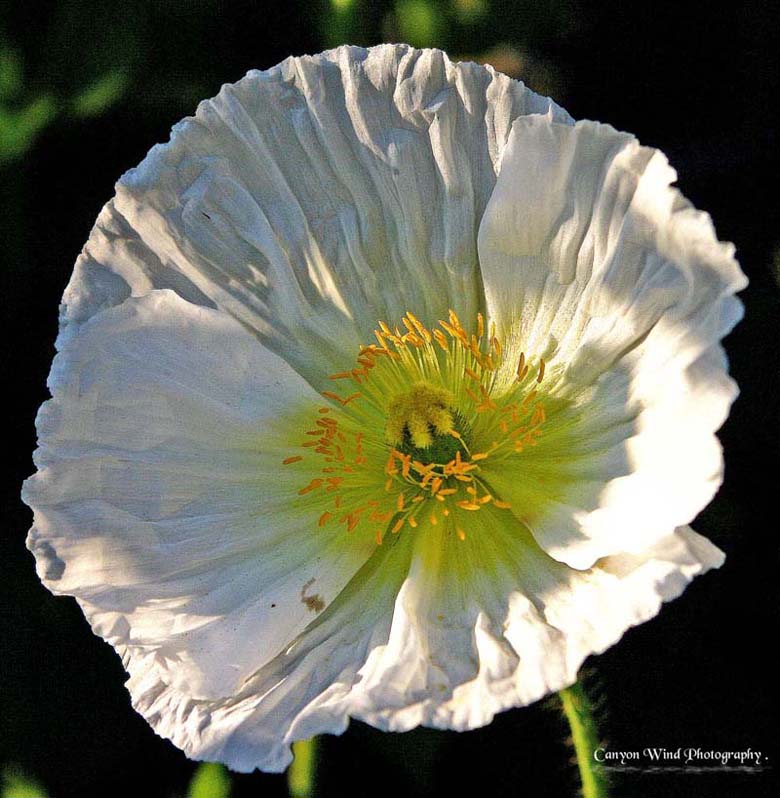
xmin=287 ymin=737 xmax=318 ymax=798
xmin=559 ymin=682 xmax=609 ymax=798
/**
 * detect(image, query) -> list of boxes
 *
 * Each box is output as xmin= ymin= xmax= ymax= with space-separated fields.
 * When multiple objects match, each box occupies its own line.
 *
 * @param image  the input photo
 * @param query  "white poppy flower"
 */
xmin=23 ymin=44 xmax=746 ymax=773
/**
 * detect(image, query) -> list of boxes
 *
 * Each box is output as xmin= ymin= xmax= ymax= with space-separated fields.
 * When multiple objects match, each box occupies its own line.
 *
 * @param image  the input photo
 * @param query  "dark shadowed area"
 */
xmin=2 ymin=2 xmax=778 ymax=797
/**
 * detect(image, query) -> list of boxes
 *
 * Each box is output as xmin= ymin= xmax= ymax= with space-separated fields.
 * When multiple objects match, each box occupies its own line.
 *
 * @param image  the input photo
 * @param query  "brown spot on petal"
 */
xmin=300 ymin=578 xmax=325 ymax=613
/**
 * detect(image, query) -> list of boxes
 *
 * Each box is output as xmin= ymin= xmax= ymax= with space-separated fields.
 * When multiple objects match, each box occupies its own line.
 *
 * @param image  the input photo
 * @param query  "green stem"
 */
xmin=287 ymin=737 xmax=318 ymax=798
xmin=559 ymin=682 xmax=609 ymax=798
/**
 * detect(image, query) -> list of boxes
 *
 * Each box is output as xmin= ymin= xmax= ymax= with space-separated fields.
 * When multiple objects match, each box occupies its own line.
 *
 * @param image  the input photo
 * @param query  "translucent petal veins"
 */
xmin=281 ymin=311 xmax=552 ymax=549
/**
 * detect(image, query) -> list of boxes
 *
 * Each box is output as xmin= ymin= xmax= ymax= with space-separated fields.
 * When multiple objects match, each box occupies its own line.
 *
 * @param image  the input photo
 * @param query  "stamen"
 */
xmin=433 ymin=329 xmax=449 ymax=351
xmin=285 ymin=308 xmax=548 ymax=545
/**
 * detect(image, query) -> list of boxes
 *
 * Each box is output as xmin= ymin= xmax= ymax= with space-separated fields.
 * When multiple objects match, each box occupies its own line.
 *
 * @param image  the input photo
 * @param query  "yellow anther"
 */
xmin=299 ymin=479 xmax=324 ymax=495
xmin=433 ymin=329 xmax=449 ymax=351
xmin=516 ymin=352 xmax=526 ymax=380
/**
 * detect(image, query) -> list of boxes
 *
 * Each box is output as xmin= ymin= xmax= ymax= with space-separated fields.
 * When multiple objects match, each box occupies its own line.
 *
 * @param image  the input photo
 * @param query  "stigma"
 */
xmin=385 ymin=382 xmax=456 ymax=447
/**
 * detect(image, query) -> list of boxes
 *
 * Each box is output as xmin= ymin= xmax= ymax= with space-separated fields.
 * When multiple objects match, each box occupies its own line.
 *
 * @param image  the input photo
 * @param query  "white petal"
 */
xmin=478 ymin=116 xmax=746 ymax=567
xmin=352 ymin=519 xmax=723 ymax=733
xmin=121 ymin=535 xmax=413 ymax=772
xmin=61 ymin=45 xmax=571 ymax=386
xmin=121 ymin=516 xmax=721 ymax=772
xmin=23 ymin=291 xmax=376 ymax=700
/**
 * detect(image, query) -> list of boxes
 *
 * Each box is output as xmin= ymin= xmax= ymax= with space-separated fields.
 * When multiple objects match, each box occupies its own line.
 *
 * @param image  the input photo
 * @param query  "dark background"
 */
xmin=1 ymin=2 xmax=778 ymax=797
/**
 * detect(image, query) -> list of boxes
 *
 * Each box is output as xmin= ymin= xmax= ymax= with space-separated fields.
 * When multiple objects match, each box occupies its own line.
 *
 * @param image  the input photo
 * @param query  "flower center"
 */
xmin=282 ymin=310 xmax=547 ymax=545
xmin=385 ymin=382 xmax=466 ymax=464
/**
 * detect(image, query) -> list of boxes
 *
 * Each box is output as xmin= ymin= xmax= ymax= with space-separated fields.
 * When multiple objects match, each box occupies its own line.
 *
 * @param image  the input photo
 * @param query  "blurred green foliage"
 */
xmin=395 ymin=0 xmax=444 ymax=47
xmin=317 ymin=0 xmax=565 ymax=99
xmin=0 ymin=93 xmax=56 ymax=165
xmin=187 ymin=763 xmax=231 ymax=798
xmin=453 ymin=0 xmax=488 ymax=24
xmin=0 ymin=47 xmax=22 ymax=99
xmin=1 ymin=767 xmax=47 ymax=798
xmin=1 ymin=0 xmax=572 ymax=166
xmin=1 ymin=738 xmax=233 ymax=797
xmin=71 ymin=69 xmax=130 ymax=119
xmin=0 ymin=43 xmax=126 ymax=164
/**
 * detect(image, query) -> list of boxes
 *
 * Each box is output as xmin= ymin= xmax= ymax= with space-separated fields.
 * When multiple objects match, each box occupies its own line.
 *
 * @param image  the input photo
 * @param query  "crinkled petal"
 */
xmin=353 ymin=517 xmax=723 ymax=732
xmin=59 ymin=45 xmax=571 ymax=388
xmin=23 ymin=291 xmax=376 ymax=700
xmin=477 ymin=116 xmax=746 ymax=567
xmin=119 ymin=514 xmax=721 ymax=772
xmin=121 ymin=533 xmax=413 ymax=772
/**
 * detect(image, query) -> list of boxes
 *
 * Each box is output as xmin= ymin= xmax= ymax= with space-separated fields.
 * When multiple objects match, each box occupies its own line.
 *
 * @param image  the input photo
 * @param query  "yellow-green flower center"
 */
xmin=282 ymin=310 xmax=548 ymax=545
xmin=385 ymin=382 xmax=468 ymax=465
